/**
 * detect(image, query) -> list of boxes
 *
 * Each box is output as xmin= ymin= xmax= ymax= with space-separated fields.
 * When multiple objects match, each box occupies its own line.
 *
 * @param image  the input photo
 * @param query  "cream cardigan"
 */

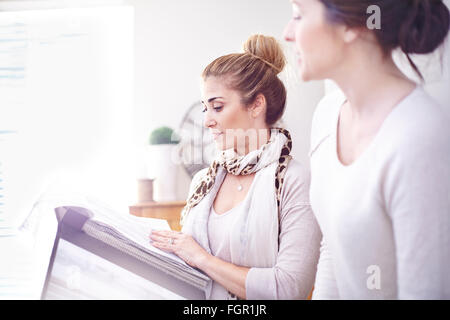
xmin=182 ymin=159 xmax=322 ymax=299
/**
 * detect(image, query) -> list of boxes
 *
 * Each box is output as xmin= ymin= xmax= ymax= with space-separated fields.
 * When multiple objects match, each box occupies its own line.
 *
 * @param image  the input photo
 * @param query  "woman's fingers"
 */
xmin=149 ymin=231 xmax=205 ymax=268
xmin=149 ymin=230 xmax=187 ymax=254
xmin=150 ymin=232 xmax=178 ymax=252
xmin=151 ymin=240 xmax=174 ymax=252
xmin=149 ymin=233 xmax=172 ymax=244
xmin=150 ymin=229 xmax=182 ymax=239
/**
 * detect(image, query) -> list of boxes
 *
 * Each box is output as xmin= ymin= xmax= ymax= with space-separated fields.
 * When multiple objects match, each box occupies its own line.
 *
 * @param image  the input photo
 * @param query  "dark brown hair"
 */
xmin=202 ymin=34 xmax=287 ymax=126
xmin=319 ymin=0 xmax=450 ymax=79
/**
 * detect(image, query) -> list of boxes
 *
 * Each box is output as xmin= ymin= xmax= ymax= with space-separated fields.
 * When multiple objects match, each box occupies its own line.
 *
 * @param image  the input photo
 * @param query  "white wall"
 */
xmin=0 ymin=6 xmax=135 ymax=226
xmin=125 ymin=0 xmax=325 ymax=199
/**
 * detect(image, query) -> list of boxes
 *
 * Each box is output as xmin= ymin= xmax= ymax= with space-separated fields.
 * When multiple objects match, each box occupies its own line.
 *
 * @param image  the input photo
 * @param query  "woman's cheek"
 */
xmin=297 ymin=21 xmax=325 ymax=81
xmin=214 ymin=131 xmax=229 ymax=150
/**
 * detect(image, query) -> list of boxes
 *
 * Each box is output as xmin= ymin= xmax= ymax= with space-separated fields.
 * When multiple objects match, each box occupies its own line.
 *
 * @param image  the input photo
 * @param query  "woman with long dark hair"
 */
xmin=284 ymin=0 xmax=450 ymax=299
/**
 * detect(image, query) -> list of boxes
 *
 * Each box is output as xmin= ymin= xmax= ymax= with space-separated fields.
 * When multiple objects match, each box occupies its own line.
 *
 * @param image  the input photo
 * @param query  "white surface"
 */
xmin=0 ymin=6 xmax=135 ymax=230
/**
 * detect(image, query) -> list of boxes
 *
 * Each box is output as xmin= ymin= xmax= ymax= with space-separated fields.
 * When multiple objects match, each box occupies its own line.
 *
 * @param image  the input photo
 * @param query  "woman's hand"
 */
xmin=151 ymin=229 xmax=250 ymax=299
xmin=149 ymin=230 xmax=210 ymax=269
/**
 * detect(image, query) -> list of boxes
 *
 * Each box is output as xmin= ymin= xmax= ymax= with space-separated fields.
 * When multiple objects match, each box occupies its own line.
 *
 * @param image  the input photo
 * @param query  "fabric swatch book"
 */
xmin=50 ymin=196 xmax=211 ymax=293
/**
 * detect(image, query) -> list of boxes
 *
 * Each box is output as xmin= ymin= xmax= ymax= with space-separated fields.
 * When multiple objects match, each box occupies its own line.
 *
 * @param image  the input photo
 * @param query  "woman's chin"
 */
xmin=296 ymin=63 xmax=313 ymax=82
xmin=298 ymin=68 xmax=310 ymax=82
xmin=214 ymin=141 xmax=226 ymax=150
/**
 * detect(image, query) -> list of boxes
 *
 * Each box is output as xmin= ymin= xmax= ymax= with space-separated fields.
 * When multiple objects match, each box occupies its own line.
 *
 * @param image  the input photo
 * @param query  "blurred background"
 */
xmin=0 ymin=0 xmax=448 ymax=230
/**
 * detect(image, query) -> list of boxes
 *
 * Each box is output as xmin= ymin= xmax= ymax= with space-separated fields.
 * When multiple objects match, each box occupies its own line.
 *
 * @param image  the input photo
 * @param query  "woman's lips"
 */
xmin=212 ymin=132 xmax=223 ymax=140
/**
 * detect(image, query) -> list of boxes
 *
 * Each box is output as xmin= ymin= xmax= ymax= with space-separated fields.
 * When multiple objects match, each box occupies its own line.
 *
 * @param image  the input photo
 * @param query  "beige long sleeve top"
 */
xmin=206 ymin=159 xmax=322 ymax=299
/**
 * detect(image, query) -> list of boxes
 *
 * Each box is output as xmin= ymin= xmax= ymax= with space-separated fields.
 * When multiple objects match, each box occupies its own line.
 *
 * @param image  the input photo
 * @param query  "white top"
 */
xmin=310 ymin=87 xmax=450 ymax=299
xmin=208 ymin=203 xmax=242 ymax=299
xmin=206 ymin=160 xmax=322 ymax=300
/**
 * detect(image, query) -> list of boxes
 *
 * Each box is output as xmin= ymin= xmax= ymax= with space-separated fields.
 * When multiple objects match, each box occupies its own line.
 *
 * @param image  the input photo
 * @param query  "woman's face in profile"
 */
xmin=283 ymin=0 xmax=346 ymax=81
xmin=201 ymin=76 xmax=257 ymax=153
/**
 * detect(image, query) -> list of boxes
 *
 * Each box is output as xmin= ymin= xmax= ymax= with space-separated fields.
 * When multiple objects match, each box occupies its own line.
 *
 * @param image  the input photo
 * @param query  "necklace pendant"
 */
xmin=237 ymin=185 xmax=243 ymax=191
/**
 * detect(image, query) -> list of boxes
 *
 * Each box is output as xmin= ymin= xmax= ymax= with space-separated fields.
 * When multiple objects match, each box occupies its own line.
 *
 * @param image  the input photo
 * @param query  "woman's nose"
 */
xmin=283 ymin=21 xmax=294 ymax=42
xmin=204 ymin=112 xmax=216 ymax=128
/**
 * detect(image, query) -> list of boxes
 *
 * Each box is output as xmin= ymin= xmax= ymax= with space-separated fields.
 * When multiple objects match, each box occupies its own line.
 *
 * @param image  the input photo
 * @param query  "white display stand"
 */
xmin=41 ymin=208 xmax=206 ymax=300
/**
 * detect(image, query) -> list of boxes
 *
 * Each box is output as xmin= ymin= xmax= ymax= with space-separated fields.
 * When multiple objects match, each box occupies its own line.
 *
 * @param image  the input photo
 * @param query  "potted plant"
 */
xmin=147 ymin=126 xmax=180 ymax=201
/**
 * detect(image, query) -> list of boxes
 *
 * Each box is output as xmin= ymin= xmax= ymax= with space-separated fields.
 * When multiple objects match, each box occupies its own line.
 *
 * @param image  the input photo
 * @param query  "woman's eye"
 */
xmin=293 ymin=15 xmax=302 ymax=21
xmin=202 ymin=105 xmax=223 ymax=113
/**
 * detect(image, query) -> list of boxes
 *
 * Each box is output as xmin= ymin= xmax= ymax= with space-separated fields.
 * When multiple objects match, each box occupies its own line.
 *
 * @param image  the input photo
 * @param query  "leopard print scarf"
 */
xmin=180 ymin=127 xmax=292 ymax=225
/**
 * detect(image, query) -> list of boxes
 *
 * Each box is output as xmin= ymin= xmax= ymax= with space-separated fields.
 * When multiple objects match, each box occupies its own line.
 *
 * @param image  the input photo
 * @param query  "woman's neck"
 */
xmin=332 ymin=51 xmax=417 ymax=121
xmin=235 ymin=127 xmax=271 ymax=156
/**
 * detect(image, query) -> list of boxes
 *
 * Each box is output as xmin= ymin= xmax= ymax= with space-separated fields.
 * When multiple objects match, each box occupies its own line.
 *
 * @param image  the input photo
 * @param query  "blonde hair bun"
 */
xmin=243 ymin=34 xmax=286 ymax=74
xmin=202 ymin=34 xmax=288 ymax=126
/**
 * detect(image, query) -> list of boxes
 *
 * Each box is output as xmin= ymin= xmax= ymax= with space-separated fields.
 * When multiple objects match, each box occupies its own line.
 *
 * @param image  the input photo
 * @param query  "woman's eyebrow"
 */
xmin=201 ymin=97 xmax=223 ymax=104
xmin=291 ymin=0 xmax=302 ymax=8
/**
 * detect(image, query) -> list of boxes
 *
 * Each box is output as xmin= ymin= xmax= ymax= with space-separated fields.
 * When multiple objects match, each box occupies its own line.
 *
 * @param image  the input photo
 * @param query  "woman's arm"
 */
xmin=245 ymin=202 xmax=321 ymax=299
xmin=384 ymin=121 xmax=450 ymax=299
xmin=311 ymin=238 xmax=339 ymax=299
xmin=150 ymin=229 xmax=250 ymax=299
xmin=198 ymin=254 xmax=250 ymax=299
xmin=244 ymin=162 xmax=321 ymax=300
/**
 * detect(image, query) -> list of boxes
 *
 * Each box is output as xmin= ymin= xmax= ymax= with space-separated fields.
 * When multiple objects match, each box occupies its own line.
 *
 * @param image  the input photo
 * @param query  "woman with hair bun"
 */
xmin=150 ymin=34 xmax=322 ymax=300
xmin=284 ymin=0 xmax=450 ymax=299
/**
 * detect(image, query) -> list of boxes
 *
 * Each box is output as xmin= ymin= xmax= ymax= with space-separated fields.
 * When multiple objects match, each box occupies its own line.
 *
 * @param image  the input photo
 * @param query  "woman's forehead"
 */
xmin=202 ymin=77 xmax=237 ymax=100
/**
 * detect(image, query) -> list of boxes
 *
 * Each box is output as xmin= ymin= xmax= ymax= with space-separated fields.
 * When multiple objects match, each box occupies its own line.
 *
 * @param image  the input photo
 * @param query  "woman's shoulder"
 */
xmin=384 ymin=87 xmax=450 ymax=155
xmin=398 ymin=87 xmax=448 ymax=129
xmin=284 ymin=158 xmax=310 ymax=184
xmin=280 ymin=158 xmax=311 ymax=206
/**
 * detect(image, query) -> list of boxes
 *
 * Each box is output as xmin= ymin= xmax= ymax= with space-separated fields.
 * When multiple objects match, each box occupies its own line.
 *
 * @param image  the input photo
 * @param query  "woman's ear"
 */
xmin=339 ymin=24 xmax=360 ymax=44
xmin=250 ymin=94 xmax=267 ymax=118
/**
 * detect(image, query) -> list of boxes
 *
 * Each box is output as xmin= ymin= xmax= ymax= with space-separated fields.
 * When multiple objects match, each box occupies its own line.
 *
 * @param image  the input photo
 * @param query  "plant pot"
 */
xmin=146 ymin=144 xmax=178 ymax=202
